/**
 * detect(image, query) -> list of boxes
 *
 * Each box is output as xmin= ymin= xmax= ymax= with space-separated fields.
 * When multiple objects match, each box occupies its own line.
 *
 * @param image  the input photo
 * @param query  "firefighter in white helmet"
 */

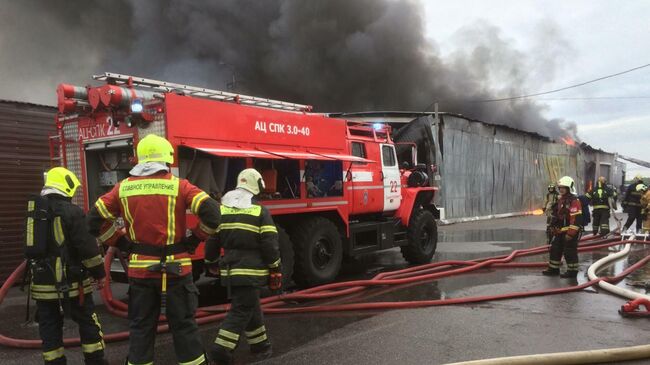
xmin=543 ymin=176 xmax=583 ymax=278
xmin=622 ymin=174 xmax=646 ymax=233
xmin=205 ymin=168 xmax=281 ymax=365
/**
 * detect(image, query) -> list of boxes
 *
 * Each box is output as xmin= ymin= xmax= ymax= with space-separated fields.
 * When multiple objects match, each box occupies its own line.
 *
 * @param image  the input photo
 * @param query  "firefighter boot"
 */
xmin=542 ymin=268 xmax=560 ymax=276
xmin=560 ymin=270 xmax=578 ymax=278
xmin=250 ymin=342 xmax=273 ymax=361
xmin=209 ymin=348 xmax=233 ymax=365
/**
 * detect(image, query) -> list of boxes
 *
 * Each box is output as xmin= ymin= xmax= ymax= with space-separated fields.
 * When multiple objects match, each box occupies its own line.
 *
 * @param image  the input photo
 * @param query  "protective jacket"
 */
xmin=205 ymin=203 xmax=280 ymax=287
xmin=624 ymin=181 xmax=644 ymax=207
xmin=586 ymin=182 xmax=617 ymax=210
xmin=29 ymin=194 xmax=105 ymax=301
xmin=642 ymin=190 xmax=650 ymax=232
xmin=87 ymin=172 xmax=220 ymax=279
xmin=550 ymin=193 xmax=583 ymax=239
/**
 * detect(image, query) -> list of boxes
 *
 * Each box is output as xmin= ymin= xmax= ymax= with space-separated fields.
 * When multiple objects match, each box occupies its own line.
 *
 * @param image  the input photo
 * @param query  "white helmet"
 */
xmin=236 ymin=168 xmax=265 ymax=195
xmin=637 ymin=184 xmax=648 ymax=192
xmin=557 ymin=176 xmax=576 ymax=195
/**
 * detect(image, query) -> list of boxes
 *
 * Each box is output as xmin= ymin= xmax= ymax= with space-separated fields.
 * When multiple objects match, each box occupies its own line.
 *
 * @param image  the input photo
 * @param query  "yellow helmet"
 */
xmin=237 ymin=168 xmax=265 ymax=195
xmin=136 ymin=134 xmax=174 ymax=164
xmin=44 ymin=167 xmax=81 ymax=197
xmin=557 ymin=176 xmax=576 ymax=194
xmin=634 ymin=174 xmax=644 ymax=181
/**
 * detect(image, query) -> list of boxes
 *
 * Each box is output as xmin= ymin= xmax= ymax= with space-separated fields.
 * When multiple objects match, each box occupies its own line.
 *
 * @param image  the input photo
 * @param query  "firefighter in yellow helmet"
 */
xmin=205 ymin=168 xmax=281 ymax=365
xmin=639 ymin=184 xmax=650 ymax=233
xmin=87 ymin=134 xmax=220 ymax=365
xmin=584 ymin=176 xmax=617 ymax=236
xmin=542 ymin=176 xmax=583 ymax=278
xmin=26 ymin=167 xmax=107 ymax=364
xmin=622 ymin=174 xmax=646 ymax=233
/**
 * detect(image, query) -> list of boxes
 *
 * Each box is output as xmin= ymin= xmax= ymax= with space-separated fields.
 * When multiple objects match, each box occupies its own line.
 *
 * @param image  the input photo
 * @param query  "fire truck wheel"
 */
xmin=277 ymin=225 xmax=295 ymax=288
xmin=401 ymin=209 xmax=437 ymax=264
xmin=292 ymin=217 xmax=343 ymax=287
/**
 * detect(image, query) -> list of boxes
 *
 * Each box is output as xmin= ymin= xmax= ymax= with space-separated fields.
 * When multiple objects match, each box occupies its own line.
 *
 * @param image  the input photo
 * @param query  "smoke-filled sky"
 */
xmin=0 ymin=0 xmax=648 ymax=176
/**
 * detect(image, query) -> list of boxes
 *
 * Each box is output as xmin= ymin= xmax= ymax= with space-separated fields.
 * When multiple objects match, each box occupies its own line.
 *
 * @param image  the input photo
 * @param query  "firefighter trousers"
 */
xmin=592 ymin=208 xmax=610 ymax=235
xmin=624 ymin=206 xmax=643 ymax=232
xmin=36 ymin=296 xmax=105 ymax=364
xmin=211 ymin=286 xmax=271 ymax=364
xmin=126 ymin=276 xmax=206 ymax=365
xmin=548 ymin=234 xmax=579 ymax=272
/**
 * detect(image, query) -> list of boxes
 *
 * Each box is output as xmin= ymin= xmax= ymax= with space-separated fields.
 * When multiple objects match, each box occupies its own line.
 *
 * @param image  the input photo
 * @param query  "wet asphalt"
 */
xmin=1 ymin=215 xmax=649 ymax=364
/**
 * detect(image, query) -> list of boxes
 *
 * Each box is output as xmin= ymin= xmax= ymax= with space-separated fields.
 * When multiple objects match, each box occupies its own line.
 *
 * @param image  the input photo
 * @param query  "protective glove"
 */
xmin=116 ymin=235 xmax=133 ymax=254
xmin=182 ymin=233 xmax=201 ymax=254
xmin=268 ymin=266 xmax=282 ymax=291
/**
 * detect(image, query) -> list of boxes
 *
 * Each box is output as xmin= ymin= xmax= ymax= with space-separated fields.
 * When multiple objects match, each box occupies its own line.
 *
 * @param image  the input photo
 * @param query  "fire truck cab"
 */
xmin=54 ymin=73 xmax=439 ymax=287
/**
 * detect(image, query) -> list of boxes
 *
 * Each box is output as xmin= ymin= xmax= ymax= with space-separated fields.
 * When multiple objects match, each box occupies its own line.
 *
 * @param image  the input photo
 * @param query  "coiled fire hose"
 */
xmin=0 ymin=235 xmax=648 ymax=357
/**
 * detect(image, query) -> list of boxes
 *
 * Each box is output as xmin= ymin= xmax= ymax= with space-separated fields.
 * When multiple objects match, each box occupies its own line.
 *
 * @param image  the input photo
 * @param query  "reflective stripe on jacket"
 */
xmin=585 ymin=182 xmax=616 ymax=210
xmin=205 ymin=203 xmax=280 ymax=287
xmin=87 ymin=172 xmax=220 ymax=279
xmin=29 ymin=194 xmax=105 ymax=301
xmin=552 ymin=194 xmax=583 ymax=238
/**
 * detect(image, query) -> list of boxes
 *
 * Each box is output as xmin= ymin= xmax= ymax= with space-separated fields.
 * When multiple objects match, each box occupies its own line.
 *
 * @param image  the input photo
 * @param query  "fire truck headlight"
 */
xmin=131 ymin=99 xmax=144 ymax=113
xmin=373 ymin=123 xmax=384 ymax=130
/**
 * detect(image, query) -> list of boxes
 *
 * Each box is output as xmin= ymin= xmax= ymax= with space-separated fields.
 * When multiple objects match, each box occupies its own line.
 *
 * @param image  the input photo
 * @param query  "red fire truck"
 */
xmin=53 ymin=72 xmax=439 ymax=287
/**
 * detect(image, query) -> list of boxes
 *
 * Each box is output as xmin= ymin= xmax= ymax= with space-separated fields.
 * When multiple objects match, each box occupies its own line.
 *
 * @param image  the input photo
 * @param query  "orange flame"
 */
xmin=560 ymin=136 xmax=576 ymax=146
xmin=532 ymin=209 xmax=544 ymax=216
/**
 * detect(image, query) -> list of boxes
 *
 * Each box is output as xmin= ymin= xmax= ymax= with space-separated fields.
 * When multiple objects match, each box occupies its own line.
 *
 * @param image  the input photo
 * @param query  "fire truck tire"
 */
xmin=401 ymin=209 xmax=437 ymax=264
xmin=291 ymin=217 xmax=343 ymax=287
xmin=277 ymin=225 xmax=295 ymax=288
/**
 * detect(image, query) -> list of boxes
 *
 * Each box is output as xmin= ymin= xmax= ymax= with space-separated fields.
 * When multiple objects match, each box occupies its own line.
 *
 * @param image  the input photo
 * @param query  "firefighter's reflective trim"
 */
xmin=31 ymin=279 xmax=93 ymax=300
xmin=218 ymin=329 xmax=240 ymax=341
xmin=82 ymin=255 xmax=103 ymax=268
xmin=118 ymin=177 xmax=179 ymax=198
xmin=245 ymin=325 xmax=266 ymax=338
xmin=26 ymin=200 xmax=35 ymax=246
xmin=81 ymin=340 xmax=105 ymax=354
xmin=55 ymin=257 xmax=63 ymax=283
xmin=53 ymin=216 xmax=65 ymax=246
xmin=43 ymin=347 xmax=64 ymax=361
xmin=166 ymin=195 xmax=177 ymax=245
xmin=128 ymin=256 xmax=192 ymax=269
xmin=204 ymin=258 xmax=218 ymax=265
xmin=190 ymin=192 xmax=209 ymax=215
xmin=260 ymin=225 xmax=278 ymax=234
xmin=560 ymin=225 xmax=581 ymax=232
xmin=569 ymin=211 xmax=581 ymax=216
xmin=220 ymin=268 xmax=269 ymax=276
xmin=95 ymin=199 xmax=115 ymax=220
xmin=92 ymin=312 xmax=104 ymax=338
xmin=179 ymin=354 xmax=207 ymax=365
xmin=248 ymin=333 xmax=268 ymax=345
xmin=217 ymin=222 xmax=260 ymax=234
xmin=220 ymin=205 xmax=262 ymax=216
xmin=593 ymin=205 xmax=609 ymax=209
xmin=199 ymin=222 xmax=217 ymax=235
xmin=127 ymin=361 xmax=153 ymax=365
xmin=268 ymin=258 xmax=281 ymax=269
xmin=215 ymin=337 xmax=237 ymax=350
xmin=548 ymin=260 xmax=561 ymax=269
xmin=567 ymin=263 xmax=580 ymax=269
xmin=601 ymin=224 xmax=610 ymax=229
xmin=121 ymin=198 xmax=137 ymax=242
xmin=97 ymin=224 xmax=117 ymax=243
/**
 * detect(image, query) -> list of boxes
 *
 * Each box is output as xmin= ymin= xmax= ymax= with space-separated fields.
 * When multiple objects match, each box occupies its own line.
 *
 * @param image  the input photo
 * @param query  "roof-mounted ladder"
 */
xmin=92 ymin=72 xmax=312 ymax=112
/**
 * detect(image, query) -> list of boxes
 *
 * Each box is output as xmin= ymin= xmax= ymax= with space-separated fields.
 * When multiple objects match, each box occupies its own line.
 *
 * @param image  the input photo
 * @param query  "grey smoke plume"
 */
xmin=0 ymin=0 xmax=578 ymax=140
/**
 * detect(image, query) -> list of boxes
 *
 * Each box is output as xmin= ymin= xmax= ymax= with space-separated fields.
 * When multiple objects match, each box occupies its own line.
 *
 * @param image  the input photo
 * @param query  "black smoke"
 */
xmin=0 ymin=0 xmax=578 ymax=140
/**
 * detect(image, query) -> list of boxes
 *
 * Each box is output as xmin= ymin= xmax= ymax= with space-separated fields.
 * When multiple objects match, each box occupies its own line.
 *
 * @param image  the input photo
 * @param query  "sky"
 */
xmin=422 ymin=0 xmax=650 ymax=178
xmin=0 ymin=0 xmax=648 ymax=178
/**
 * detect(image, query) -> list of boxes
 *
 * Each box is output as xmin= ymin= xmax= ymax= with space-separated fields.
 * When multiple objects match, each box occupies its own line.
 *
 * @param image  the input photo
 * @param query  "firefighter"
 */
xmin=543 ymin=184 xmax=559 ymax=243
xmin=640 ymin=184 xmax=650 ymax=233
xmin=622 ymin=174 xmax=645 ymax=233
xmin=87 ymin=135 xmax=220 ymax=365
xmin=542 ymin=176 xmax=583 ymax=278
xmin=205 ymin=168 xmax=281 ymax=365
xmin=26 ymin=167 xmax=107 ymax=364
xmin=585 ymin=176 xmax=617 ymax=236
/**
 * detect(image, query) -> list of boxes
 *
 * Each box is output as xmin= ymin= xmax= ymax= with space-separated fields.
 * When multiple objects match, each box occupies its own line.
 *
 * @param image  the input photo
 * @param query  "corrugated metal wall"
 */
xmin=432 ymin=114 xmax=580 ymax=220
xmin=0 ymin=101 xmax=56 ymax=282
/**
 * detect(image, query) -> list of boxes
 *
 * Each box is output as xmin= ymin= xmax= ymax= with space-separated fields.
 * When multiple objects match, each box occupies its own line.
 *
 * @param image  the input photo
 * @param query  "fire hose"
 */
xmin=0 ymin=235 xmax=648 ymax=352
